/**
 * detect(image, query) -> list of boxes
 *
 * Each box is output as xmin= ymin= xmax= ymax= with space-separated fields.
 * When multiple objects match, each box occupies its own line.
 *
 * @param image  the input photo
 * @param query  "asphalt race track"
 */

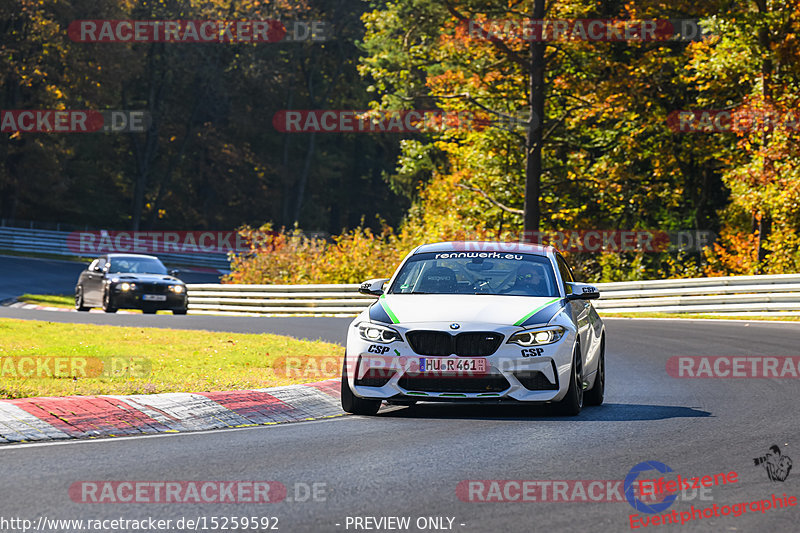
xmin=0 ymin=306 xmax=350 ymax=345
xmin=0 ymin=255 xmax=87 ymax=301
xmin=1 ymin=318 xmax=799 ymax=532
xmin=0 ymin=254 xmax=223 ymax=301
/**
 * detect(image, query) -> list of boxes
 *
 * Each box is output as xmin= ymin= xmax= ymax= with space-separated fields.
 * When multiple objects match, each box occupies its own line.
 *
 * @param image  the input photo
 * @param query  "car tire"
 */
xmin=173 ymin=308 xmax=188 ymax=315
xmin=556 ymin=345 xmax=583 ymax=416
xmin=142 ymin=308 xmax=157 ymax=314
xmin=102 ymin=290 xmax=118 ymax=313
xmin=74 ymin=286 xmax=90 ymax=312
xmin=584 ymin=337 xmax=605 ymax=406
xmin=341 ymin=357 xmax=381 ymax=416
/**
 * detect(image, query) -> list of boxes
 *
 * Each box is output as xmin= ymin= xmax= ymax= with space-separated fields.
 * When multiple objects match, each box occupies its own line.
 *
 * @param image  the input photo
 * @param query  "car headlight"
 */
xmin=357 ymin=322 xmax=401 ymax=343
xmin=170 ymin=285 xmax=185 ymax=293
xmin=120 ymin=282 xmax=136 ymax=291
xmin=508 ymin=326 xmax=565 ymax=347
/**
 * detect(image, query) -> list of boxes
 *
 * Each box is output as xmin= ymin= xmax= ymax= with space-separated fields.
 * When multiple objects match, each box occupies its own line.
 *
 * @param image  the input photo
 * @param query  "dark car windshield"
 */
xmin=107 ymin=257 xmax=168 ymax=275
xmin=388 ymin=251 xmax=559 ymax=297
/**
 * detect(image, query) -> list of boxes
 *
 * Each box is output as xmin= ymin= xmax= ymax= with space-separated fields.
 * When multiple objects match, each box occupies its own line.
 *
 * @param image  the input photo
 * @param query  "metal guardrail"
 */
xmin=186 ymin=274 xmax=800 ymax=317
xmin=593 ymin=273 xmax=800 ymax=315
xmin=186 ymin=284 xmax=373 ymax=316
xmin=0 ymin=226 xmax=230 ymax=269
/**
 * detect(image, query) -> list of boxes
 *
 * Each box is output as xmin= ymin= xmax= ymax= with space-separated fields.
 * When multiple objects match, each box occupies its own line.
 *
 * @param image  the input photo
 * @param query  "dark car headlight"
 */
xmin=357 ymin=322 xmax=401 ymax=343
xmin=508 ymin=326 xmax=565 ymax=347
xmin=169 ymin=285 xmax=185 ymax=293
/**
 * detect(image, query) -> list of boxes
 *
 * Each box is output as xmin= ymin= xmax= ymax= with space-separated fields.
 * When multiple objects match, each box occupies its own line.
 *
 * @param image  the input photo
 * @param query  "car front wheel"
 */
xmin=102 ymin=290 xmax=118 ymax=313
xmin=584 ymin=337 xmax=605 ymax=406
xmin=74 ymin=286 xmax=89 ymax=312
xmin=341 ymin=357 xmax=381 ymax=416
xmin=556 ymin=345 xmax=583 ymax=416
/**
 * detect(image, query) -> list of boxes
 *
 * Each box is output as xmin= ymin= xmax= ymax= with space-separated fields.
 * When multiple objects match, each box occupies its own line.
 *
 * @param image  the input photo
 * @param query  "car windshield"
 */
xmin=107 ymin=257 xmax=168 ymax=275
xmin=388 ymin=251 xmax=559 ymax=297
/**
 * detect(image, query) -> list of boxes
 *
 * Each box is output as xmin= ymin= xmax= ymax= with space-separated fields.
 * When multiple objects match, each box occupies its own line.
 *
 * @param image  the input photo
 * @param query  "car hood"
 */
xmin=109 ymin=273 xmax=182 ymax=284
xmin=376 ymin=294 xmax=564 ymax=326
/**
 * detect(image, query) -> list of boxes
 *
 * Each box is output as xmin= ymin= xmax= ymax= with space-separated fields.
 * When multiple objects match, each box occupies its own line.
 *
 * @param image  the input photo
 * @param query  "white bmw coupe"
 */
xmin=341 ymin=241 xmax=605 ymax=416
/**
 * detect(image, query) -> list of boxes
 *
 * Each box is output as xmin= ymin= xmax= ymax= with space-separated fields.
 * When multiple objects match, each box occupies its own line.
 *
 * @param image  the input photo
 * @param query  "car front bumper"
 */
xmin=112 ymin=290 xmax=187 ymax=310
xmin=345 ymin=320 xmax=576 ymax=403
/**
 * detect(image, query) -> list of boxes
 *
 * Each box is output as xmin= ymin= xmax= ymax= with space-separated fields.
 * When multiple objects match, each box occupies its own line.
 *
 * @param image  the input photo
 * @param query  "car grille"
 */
xmin=514 ymin=371 xmax=558 ymax=391
xmin=406 ymin=331 xmax=503 ymax=357
xmin=398 ymin=373 xmax=510 ymax=393
xmin=138 ymin=282 xmax=170 ymax=294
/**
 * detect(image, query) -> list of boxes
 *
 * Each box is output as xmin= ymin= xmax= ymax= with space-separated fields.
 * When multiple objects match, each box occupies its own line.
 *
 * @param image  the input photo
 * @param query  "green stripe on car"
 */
xmin=513 ymin=297 xmax=561 ymax=326
xmin=379 ymin=294 xmax=400 ymax=324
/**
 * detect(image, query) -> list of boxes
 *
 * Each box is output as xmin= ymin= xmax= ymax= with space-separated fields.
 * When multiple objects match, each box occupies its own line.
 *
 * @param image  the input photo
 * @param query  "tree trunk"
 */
xmin=755 ymin=0 xmax=772 ymax=272
xmin=293 ymin=132 xmax=317 ymax=225
xmin=523 ymin=0 xmax=546 ymax=238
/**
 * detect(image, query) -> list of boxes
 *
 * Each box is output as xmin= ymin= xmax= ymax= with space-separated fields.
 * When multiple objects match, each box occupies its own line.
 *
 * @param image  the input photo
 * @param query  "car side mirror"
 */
xmin=169 ymin=269 xmax=181 ymax=277
xmin=359 ymin=278 xmax=389 ymax=296
xmin=565 ymin=282 xmax=600 ymax=301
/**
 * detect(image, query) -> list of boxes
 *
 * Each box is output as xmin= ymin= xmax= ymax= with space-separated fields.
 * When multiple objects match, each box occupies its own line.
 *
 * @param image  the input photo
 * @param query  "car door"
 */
xmin=557 ymin=253 xmax=601 ymax=376
xmin=556 ymin=253 xmax=592 ymax=358
xmin=82 ymin=257 xmax=105 ymax=305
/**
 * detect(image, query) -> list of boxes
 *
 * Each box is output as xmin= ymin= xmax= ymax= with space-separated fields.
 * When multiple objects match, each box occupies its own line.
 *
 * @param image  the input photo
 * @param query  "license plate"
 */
xmin=142 ymin=294 xmax=167 ymax=301
xmin=418 ymin=358 xmax=487 ymax=373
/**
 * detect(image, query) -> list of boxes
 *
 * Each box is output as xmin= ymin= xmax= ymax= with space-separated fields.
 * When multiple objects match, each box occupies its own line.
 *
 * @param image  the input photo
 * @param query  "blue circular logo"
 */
xmin=624 ymin=461 xmax=677 ymax=514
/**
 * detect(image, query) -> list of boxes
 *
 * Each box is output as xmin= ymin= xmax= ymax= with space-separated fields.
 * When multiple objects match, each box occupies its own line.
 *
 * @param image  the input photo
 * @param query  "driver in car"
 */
xmin=504 ymin=263 xmax=548 ymax=296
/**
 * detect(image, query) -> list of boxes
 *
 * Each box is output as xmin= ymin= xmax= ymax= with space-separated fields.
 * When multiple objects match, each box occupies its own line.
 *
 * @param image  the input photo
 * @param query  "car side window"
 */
xmin=556 ymin=254 xmax=575 ymax=293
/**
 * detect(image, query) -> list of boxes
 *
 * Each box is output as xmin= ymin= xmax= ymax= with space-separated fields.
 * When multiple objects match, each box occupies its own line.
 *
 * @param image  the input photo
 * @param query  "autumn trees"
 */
xmin=2 ymin=0 xmax=799 ymax=282
xmin=0 ymin=0 xmax=403 ymax=233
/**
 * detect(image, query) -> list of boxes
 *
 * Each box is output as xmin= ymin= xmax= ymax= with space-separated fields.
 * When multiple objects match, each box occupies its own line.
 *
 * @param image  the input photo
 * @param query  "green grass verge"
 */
xmin=599 ymin=312 xmax=800 ymax=322
xmin=17 ymin=293 xmax=75 ymax=308
xmin=0 ymin=318 xmax=343 ymax=399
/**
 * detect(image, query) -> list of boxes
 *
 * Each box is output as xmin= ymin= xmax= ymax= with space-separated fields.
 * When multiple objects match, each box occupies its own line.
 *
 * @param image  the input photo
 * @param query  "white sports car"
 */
xmin=341 ymin=241 xmax=605 ymax=416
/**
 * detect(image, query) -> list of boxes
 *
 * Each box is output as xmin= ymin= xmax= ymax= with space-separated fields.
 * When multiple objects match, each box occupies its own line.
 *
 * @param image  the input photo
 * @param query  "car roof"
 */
xmin=413 ymin=241 xmax=554 ymax=256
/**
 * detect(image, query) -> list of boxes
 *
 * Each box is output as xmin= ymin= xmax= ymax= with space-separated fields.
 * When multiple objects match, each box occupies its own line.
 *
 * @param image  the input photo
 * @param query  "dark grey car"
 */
xmin=74 ymin=254 xmax=188 ymax=314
